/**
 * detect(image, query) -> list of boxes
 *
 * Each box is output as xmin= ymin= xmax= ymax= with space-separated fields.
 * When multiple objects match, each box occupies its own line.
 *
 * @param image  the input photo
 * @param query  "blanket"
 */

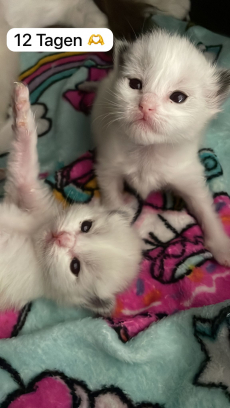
xmin=0 ymin=15 xmax=230 ymax=408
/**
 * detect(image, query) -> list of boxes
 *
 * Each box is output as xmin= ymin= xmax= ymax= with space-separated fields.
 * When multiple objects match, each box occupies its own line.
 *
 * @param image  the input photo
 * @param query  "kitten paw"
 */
xmin=205 ymin=236 xmax=230 ymax=267
xmin=13 ymin=83 xmax=31 ymax=134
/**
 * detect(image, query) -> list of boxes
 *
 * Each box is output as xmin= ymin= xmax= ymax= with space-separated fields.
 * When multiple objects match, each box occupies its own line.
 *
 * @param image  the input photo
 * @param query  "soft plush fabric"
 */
xmin=1 ymin=299 xmax=230 ymax=407
xmin=0 ymin=15 xmax=230 ymax=408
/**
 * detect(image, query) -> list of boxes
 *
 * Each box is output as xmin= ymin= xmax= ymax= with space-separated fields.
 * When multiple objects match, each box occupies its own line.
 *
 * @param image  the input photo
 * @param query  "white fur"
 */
xmin=91 ymin=30 xmax=230 ymax=266
xmin=0 ymin=83 xmax=142 ymax=314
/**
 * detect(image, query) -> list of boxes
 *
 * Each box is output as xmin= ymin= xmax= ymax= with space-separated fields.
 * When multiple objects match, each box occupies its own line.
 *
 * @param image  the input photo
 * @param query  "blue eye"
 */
xmin=170 ymin=91 xmax=187 ymax=103
xmin=129 ymin=78 xmax=142 ymax=90
xmin=70 ymin=258 xmax=80 ymax=276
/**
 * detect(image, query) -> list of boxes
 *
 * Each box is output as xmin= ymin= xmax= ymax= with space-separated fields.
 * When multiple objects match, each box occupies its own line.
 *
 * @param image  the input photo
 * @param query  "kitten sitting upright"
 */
xmin=0 ymin=83 xmax=141 ymax=314
xmin=91 ymin=30 xmax=230 ymax=266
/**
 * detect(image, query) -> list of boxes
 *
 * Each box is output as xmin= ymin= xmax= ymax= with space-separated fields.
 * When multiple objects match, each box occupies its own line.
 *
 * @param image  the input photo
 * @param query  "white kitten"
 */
xmin=0 ymin=83 xmax=142 ymax=314
xmin=91 ymin=30 xmax=230 ymax=267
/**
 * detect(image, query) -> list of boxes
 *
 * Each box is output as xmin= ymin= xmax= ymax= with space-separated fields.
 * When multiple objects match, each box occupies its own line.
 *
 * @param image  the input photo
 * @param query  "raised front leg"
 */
xmin=4 ymin=83 xmax=54 ymax=214
xmin=171 ymin=164 xmax=230 ymax=266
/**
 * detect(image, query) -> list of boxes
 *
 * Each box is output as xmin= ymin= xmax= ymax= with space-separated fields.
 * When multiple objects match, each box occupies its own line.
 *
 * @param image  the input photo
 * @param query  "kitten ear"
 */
xmin=113 ymin=39 xmax=130 ymax=71
xmin=216 ymin=69 xmax=230 ymax=104
xmin=206 ymin=68 xmax=230 ymax=112
xmin=88 ymin=198 xmax=100 ymax=208
xmin=108 ymin=206 xmax=135 ymax=225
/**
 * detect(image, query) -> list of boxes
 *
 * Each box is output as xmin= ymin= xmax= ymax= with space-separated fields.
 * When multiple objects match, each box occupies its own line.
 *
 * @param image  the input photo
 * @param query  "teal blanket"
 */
xmin=1 ymin=17 xmax=230 ymax=408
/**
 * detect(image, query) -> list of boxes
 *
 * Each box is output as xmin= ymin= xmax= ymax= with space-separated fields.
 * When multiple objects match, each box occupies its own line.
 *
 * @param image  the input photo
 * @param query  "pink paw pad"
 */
xmin=16 ymin=121 xmax=27 ymax=128
xmin=14 ymin=83 xmax=29 ymax=108
xmin=16 ymin=100 xmax=29 ymax=112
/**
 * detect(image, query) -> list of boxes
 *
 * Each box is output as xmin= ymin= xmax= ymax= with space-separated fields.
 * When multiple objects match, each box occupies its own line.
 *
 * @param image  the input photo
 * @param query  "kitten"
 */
xmin=91 ymin=30 xmax=230 ymax=267
xmin=0 ymin=83 xmax=142 ymax=315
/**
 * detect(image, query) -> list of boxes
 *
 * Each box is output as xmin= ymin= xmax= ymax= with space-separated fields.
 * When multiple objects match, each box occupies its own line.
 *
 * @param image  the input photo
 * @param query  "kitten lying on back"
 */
xmin=0 ymin=83 xmax=142 ymax=314
xmin=91 ymin=30 xmax=230 ymax=267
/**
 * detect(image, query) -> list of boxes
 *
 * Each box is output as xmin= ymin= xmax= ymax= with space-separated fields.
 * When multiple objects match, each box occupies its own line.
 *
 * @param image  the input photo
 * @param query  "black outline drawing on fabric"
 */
xmin=64 ymin=83 xmax=95 ymax=115
xmin=56 ymin=151 xmax=96 ymax=191
xmin=0 ymin=303 xmax=31 ymax=339
xmin=0 ymin=368 xmax=164 ymax=408
xmin=213 ymin=191 xmax=230 ymax=200
xmin=143 ymin=191 xmax=230 ymax=284
xmin=143 ymin=218 xmax=210 ymax=284
xmin=0 ymin=151 xmax=8 ymax=159
xmin=0 ymin=357 xmax=25 ymax=390
xmin=141 ymin=148 xmax=225 ymax=283
xmin=107 ymin=312 xmax=168 ymax=343
xmin=199 ymin=148 xmax=223 ymax=182
xmin=10 ymin=303 xmax=32 ymax=338
xmin=46 ymin=151 xmax=98 ymax=205
xmin=32 ymin=102 xmax=52 ymax=137
xmin=193 ymin=305 xmax=230 ymax=402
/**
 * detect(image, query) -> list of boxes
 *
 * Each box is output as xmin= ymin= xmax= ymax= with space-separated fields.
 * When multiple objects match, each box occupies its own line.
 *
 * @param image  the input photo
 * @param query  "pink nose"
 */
xmin=52 ymin=231 xmax=75 ymax=248
xmin=139 ymin=101 xmax=155 ymax=114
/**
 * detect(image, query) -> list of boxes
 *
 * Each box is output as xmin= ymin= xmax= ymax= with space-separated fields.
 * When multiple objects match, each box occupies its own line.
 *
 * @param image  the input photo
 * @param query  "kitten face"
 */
xmin=111 ymin=31 xmax=227 ymax=146
xmin=40 ymin=203 xmax=141 ymax=315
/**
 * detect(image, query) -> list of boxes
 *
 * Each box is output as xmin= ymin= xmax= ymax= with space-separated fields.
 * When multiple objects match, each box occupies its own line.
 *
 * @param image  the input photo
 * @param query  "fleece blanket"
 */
xmin=0 ymin=15 xmax=230 ymax=408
